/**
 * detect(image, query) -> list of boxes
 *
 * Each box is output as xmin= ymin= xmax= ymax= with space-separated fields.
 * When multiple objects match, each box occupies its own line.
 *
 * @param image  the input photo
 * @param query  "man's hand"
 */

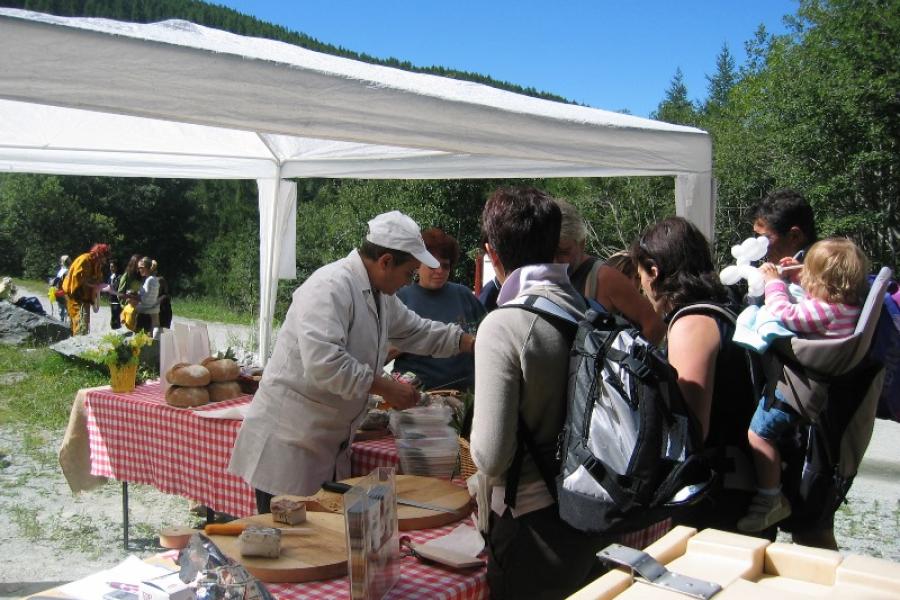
xmin=459 ymin=333 xmax=475 ymax=354
xmin=370 ymin=376 xmax=419 ymax=410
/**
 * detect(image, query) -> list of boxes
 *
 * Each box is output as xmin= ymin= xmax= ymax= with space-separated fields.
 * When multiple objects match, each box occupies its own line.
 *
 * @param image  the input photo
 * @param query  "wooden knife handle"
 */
xmin=322 ymin=481 xmax=352 ymax=494
xmin=204 ymin=522 xmax=246 ymax=536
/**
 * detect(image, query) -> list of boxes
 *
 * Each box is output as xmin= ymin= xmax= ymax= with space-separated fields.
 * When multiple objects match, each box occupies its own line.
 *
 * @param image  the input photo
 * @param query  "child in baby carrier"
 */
xmin=738 ymin=238 xmax=869 ymax=533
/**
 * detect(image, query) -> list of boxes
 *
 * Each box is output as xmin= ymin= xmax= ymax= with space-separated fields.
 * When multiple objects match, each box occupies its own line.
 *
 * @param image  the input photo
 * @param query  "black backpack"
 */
xmin=500 ymin=295 xmax=715 ymax=534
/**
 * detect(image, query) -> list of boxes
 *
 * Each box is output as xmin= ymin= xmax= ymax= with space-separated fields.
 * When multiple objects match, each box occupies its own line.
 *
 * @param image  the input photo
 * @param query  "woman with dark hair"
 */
xmin=394 ymin=227 xmax=485 ymax=391
xmin=632 ymin=216 xmax=758 ymax=532
xmin=470 ymin=186 xmax=610 ymax=599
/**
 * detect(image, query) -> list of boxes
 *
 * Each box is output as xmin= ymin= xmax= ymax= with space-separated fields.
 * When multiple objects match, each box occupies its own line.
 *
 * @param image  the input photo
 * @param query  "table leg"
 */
xmin=122 ymin=481 xmax=129 ymax=550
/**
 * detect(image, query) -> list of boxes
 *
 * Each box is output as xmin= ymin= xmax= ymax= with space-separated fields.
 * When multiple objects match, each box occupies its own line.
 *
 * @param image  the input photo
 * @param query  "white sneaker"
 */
xmin=737 ymin=492 xmax=792 ymax=533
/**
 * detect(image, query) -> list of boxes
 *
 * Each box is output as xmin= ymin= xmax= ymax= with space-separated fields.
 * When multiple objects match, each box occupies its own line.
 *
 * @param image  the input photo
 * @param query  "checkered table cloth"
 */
xmin=83 ymin=384 xmax=403 ymax=517
xmin=85 ymin=382 xmax=259 ymax=517
xmin=267 ymin=523 xmax=486 ymax=600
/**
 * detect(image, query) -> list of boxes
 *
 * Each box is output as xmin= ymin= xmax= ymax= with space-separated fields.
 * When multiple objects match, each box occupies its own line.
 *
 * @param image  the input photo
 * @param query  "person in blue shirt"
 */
xmin=395 ymin=228 xmax=485 ymax=391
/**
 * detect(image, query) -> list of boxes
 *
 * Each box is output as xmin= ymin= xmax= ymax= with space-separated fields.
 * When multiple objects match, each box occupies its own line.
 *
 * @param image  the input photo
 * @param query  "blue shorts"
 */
xmin=749 ymin=394 xmax=799 ymax=441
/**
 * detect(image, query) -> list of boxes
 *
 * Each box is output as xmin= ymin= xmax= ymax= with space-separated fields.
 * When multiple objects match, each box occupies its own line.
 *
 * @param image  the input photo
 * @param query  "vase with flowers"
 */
xmin=82 ymin=331 xmax=152 ymax=392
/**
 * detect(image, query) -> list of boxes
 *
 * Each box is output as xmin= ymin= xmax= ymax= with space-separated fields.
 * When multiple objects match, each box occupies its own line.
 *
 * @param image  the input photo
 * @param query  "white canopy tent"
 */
xmin=0 ymin=9 xmax=714 ymax=364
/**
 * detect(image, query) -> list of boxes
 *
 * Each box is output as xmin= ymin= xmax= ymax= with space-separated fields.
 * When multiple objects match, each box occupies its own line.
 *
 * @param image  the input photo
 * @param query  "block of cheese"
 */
xmin=238 ymin=526 xmax=281 ymax=558
xmin=270 ymin=495 xmax=308 ymax=525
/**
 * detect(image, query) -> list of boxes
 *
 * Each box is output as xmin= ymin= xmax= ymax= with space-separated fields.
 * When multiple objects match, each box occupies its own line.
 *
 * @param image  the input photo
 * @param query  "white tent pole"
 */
xmin=257 ymin=171 xmax=282 ymax=366
xmin=675 ymin=173 xmax=715 ymax=242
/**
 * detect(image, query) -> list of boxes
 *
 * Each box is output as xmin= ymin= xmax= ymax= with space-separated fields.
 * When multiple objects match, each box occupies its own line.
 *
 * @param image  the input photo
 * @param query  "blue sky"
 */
xmin=213 ymin=1 xmax=797 ymax=118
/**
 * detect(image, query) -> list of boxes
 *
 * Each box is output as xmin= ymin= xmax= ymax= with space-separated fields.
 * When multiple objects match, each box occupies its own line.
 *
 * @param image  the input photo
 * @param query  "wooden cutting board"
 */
xmin=331 ymin=474 xmax=472 ymax=531
xmin=207 ymin=512 xmax=347 ymax=584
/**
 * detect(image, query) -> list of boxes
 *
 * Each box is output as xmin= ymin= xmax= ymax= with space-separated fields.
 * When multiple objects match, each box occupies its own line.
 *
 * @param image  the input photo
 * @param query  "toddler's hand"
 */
xmin=759 ymin=262 xmax=779 ymax=282
xmin=778 ymin=257 xmax=803 ymax=284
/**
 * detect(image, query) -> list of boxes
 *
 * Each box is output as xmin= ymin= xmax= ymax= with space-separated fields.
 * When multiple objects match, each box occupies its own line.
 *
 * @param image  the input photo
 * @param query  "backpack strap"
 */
xmin=504 ymin=414 xmax=559 ymax=508
xmin=497 ymin=295 xmax=579 ymax=508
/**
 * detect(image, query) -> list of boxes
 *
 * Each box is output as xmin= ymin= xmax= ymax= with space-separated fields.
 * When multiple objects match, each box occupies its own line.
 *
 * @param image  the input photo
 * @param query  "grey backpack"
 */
xmin=501 ymin=295 xmax=714 ymax=534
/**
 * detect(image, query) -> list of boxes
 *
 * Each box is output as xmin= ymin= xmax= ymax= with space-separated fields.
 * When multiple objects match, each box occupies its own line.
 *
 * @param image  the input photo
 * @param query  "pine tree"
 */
xmin=705 ymin=43 xmax=737 ymax=111
xmin=652 ymin=68 xmax=699 ymax=126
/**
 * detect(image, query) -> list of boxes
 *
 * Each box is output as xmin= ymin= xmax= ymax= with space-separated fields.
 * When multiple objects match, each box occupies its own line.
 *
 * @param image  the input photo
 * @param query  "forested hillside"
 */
xmin=0 ymin=0 xmax=897 ymax=322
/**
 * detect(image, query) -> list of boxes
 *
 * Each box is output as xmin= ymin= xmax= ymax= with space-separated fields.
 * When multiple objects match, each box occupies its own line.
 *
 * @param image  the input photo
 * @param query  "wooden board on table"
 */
xmin=321 ymin=474 xmax=471 ymax=531
xmin=207 ymin=512 xmax=347 ymax=584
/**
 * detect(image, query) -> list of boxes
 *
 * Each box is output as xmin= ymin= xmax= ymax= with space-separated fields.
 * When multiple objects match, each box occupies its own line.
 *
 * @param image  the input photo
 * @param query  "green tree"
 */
xmin=652 ymin=68 xmax=700 ymax=126
xmin=705 ymin=43 xmax=737 ymax=113
xmin=711 ymin=0 xmax=900 ymax=268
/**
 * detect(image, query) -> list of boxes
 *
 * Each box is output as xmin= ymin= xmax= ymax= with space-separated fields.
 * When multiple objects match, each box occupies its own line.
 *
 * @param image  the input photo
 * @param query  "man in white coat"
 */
xmin=229 ymin=211 xmax=476 ymax=511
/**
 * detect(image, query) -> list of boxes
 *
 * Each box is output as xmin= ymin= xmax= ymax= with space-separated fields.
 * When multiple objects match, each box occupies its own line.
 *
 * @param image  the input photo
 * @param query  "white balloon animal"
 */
xmin=719 ymin=236 xmax=769 ymax=297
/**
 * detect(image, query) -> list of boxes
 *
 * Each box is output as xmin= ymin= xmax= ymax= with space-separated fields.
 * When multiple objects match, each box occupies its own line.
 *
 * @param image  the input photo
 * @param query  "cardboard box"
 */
xmin=138 ymin=572 xmax=192 ymax=600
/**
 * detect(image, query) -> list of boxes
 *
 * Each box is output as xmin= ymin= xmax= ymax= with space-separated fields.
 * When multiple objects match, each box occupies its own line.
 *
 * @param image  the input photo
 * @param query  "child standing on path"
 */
xmin=738 ymin=238 xmax=869 ymax=532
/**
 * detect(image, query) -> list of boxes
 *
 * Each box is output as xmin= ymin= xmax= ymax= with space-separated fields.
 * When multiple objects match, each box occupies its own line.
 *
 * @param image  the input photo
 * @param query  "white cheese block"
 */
xmin=238 ymin=526 xmax=281 ymax=558
xmin=270 ymin=495 xmax=308 ymax=525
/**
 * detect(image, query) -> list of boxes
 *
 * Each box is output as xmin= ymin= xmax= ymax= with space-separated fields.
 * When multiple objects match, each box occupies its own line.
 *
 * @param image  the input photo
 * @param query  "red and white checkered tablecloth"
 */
xmin=83 ymin=384 xmax=403 ymax=517
xmin=266 ymin=522 xmax=486 ymax=600
xmin=85 ymin=382 xmax=259 ymax=517
xmin=350 ymin=436 xmax=399 ymax=476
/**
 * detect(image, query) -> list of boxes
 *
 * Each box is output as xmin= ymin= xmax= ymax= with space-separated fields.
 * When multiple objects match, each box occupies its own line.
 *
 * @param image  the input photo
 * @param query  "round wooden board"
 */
xmin=336 ymin=474 xmax=472 ymax=531
xmin=207 ymin=512 xmax=347 ymax=583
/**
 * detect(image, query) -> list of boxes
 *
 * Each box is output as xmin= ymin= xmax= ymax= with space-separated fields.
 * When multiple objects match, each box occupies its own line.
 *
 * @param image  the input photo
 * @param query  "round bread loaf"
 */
xmin=166 ymin=362 xmax=211 ymax=387
xmin=165 ymin=384 xmax=209 ymax=408
xmin=202 ymin=357 xmax=241 ymax=382
xmin=208 ymin=380 xmax=243 ymax=402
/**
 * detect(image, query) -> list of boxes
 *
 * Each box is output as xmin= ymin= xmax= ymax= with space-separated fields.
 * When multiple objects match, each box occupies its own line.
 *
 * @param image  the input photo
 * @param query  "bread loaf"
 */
xmin=202 ymin=357 xmax=241 ymax=382
xmin=165 ymin=384 xmax=210 ymax=408
xmin=207 ymin=381 xmax=242 ymax=402
xmin=166 ymin=362 xmax=211 ymax=387
xmin=270 ymin=495 xmax=308 ymax=525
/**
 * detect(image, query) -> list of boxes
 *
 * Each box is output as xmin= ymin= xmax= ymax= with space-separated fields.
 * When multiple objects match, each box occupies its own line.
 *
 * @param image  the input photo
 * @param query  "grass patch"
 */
xmin=173 ymin=295 xmax=255 ymax=326
xmin=9 ymin=504 xmax=42 ymax=540
xmin=0 ymin=345 xmax=107 ymax=429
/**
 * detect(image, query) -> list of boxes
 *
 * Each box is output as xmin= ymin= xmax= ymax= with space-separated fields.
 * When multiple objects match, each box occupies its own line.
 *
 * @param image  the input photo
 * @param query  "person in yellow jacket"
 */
xmin=62 ymin=243 xmax=111 ymax=335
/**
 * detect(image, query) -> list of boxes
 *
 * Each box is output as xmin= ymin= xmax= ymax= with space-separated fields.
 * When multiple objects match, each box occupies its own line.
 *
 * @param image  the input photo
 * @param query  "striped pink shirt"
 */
xmin=764 ymin=280 xmax=860 ymax=338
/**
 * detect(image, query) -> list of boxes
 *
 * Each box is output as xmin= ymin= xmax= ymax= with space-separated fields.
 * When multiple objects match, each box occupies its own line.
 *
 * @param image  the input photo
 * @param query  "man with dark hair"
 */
xmin=230 ymin=211 xmax=475 ymax=511
xmin=472 ymin=187 xmax=608 ymax=599
xmin=752 ymin=188 xmax=818 ymax=262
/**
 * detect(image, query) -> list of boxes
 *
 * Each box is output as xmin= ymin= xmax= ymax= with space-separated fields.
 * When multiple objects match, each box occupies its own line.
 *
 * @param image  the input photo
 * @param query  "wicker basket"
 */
xmin=457 ymin=437 xmax=478 ymax=480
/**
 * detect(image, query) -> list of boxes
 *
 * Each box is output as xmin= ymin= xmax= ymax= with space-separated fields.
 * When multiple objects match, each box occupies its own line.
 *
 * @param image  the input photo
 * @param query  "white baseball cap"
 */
xmin=366 ymin=211 xmax=439 ymax=268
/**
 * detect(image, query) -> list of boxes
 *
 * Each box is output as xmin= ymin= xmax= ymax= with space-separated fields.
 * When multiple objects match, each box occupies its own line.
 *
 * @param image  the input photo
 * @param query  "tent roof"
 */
xmin=0 ymin=8 xmax=711 ymax=181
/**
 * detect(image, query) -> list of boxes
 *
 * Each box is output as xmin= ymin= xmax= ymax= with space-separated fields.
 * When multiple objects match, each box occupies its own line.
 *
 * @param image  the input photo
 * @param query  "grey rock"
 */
xmin=0 ymin=300 xmax=71 ymax=345
xmin=51 ymin=329 xmax=160 ymax=371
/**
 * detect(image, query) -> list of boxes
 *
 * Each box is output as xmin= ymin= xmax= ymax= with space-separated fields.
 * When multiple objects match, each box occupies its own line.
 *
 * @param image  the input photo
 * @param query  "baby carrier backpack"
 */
xmin=765 ymin=266 xmax=892 ymax=531
xmin=500 ymin=295 xmax=714 ymax=534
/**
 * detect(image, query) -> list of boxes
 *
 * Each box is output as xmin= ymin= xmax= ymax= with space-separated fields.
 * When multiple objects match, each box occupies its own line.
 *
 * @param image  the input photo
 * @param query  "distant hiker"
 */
xmin=62 ymin=243 xmax=111 ymax=335
xmin=108 ymin=259 xmax=121 ymax=329
xmin=49 ymin=254 xmax=70 ymax=323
